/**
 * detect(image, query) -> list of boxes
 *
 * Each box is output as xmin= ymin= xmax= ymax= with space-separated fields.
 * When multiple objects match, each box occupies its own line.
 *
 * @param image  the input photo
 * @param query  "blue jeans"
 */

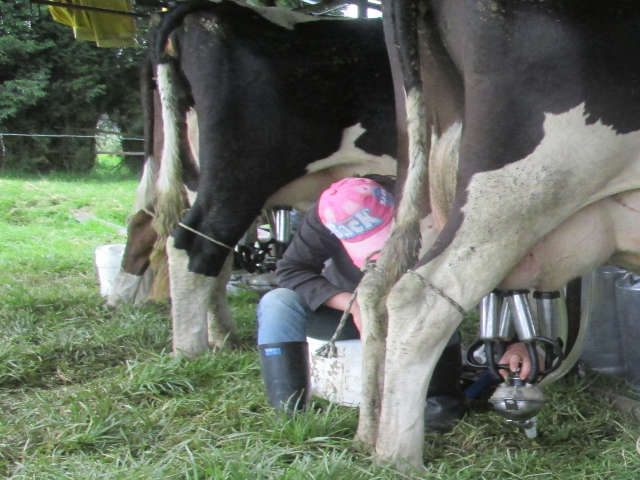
xmin=257 ymin=288 xmax=460 ymax=346
xmin=257 ymin=288 xmax=360 ymax=345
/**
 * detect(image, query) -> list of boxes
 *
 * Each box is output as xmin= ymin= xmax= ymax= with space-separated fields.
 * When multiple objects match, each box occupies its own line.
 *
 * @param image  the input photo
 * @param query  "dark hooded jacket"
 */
xmin=275 ymin=202 xmax=362 ymax=310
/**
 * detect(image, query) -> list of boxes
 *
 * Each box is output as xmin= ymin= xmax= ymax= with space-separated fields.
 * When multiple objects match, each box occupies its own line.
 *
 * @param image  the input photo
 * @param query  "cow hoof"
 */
xmin=169 ymin=349 xmax=198 ymax=361
xmin=209 ymin=337 xmax=244 ymax=350
xmin=375 ymin=453 xmax=426 ymax=474
xmin=349 ymin=437 xmax=375 ymax=456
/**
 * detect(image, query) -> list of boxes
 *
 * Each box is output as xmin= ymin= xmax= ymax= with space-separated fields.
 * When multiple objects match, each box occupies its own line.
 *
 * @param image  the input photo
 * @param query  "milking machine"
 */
xmin=234 ymin=207 xmax=295 ymax=274
xmin=270 ymin=207 xmax=294 ymax=260
xmin=466 ymin=290 xmax=566 ymax=437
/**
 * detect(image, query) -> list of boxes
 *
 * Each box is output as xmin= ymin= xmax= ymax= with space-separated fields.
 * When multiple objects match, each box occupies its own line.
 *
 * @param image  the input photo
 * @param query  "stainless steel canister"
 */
xmin=615 ymin=272 xmax=640 ymax=389
xmin=580 ymin=265 xmax=627 ymax=377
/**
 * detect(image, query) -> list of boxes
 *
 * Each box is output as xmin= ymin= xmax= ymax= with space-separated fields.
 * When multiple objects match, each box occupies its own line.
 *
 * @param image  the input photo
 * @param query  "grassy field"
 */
xmin=2 ymin=171 xmax=640 ymax=479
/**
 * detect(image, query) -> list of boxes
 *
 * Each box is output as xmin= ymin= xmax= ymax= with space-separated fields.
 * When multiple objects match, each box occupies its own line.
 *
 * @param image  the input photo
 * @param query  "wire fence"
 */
xmin=0 ymin=132 xmax=144 ymax=157
xmin=0 ymin=133 xmax=143 ymax=140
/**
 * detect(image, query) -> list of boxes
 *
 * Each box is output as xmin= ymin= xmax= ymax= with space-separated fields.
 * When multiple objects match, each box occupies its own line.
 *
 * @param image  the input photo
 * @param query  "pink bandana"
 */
xmin=318 ymin=178 xmax=394 ymax=268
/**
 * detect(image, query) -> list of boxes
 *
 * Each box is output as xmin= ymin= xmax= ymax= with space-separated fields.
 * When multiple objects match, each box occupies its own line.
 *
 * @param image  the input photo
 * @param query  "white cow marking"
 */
xmin=305 ymin=123 xmax=396 ymax=175
xmin=132 ymin=158 xmax=157 ymax=214
xmin=428 ymin=120 xmax=462 ymax=230
xmin=425 ymin=103 xmax=640 ymax=307
xmin=267 ymin=123 xmax=396 ymax=213
xmin=167 ymin=237 xmax=213 ymax=358
xmin=107 ymin=269 xmax=154 ymax=307
xmin=157 ymin=64 xmax=182 ymax=201
xmin=186 ymin=107 xmax=199 ymax=206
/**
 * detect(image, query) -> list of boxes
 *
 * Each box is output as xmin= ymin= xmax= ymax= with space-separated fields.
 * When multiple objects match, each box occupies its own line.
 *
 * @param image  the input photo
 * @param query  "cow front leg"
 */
xmin=167 ymin=236 xmax=213 ymax=358
xmin=208 ymin=251 xmax=241 ymax=349
xmin=375 ymin=271 xmax=463 ymax=471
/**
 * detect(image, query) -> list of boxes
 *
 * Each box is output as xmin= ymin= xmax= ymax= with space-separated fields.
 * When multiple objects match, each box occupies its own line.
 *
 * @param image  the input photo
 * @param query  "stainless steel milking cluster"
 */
xmin=466 ymin=290 xmax=566 ymax=437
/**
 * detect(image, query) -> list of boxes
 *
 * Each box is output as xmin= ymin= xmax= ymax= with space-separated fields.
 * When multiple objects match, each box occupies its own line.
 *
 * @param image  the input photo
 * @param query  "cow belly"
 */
xmin=418 ymin=105 xmax=640 ymax=302
xmin=464 ymin=105 xmax=640 ymax=235
xmin=501 ymin=190 xmax=640 ymax=291
xmin=265 ymin=123 xmax=396 ymax=213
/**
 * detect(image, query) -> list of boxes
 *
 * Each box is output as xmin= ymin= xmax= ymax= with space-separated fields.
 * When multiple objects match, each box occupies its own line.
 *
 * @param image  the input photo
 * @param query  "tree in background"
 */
xmin=0 ymin=0 xmax=354 ymax=173
xmin=0 ymin=1 xmax=146 ymax=173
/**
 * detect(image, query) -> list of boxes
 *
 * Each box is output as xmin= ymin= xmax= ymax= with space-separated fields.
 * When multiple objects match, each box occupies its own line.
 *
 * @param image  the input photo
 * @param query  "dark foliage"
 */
xmin=0 ymin=1 xmax=147 ymax=172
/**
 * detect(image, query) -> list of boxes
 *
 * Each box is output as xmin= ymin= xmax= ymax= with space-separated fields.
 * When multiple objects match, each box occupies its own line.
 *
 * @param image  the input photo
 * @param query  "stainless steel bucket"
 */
xmin=615 ymin=272 xmax=640 ymax=389
xmin=580 ymin=265 xmax=627 ymax=377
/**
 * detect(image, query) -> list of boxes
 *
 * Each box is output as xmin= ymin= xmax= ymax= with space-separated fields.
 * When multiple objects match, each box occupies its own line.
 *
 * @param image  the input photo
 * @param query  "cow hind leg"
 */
xmin=208 ymin=251 xmax=241 ymax=349
xmin=353 ymin=268 xmax=390 ymax=454
xmin=374 ymin=203 xmax=552 ymax=468
xmin=375 ymin=272 xmax=463 ymax=471
xmin=373 ymin=170 xmax=598 ymax=467
xmin=108 ymin=210 xmax=158 ymax=306
xmin=354 ymin=218 xmax=424 ymax=452
xmin=167 ymin=236 xmax=212 ymax=358
xmin=107 ymin=268 xmax=154 ymax=307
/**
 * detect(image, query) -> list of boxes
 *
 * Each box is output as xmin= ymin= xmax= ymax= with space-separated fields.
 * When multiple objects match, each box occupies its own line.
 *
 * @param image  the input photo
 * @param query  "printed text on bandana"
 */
xmin=325 ymin=208 xmax=383 ymax=240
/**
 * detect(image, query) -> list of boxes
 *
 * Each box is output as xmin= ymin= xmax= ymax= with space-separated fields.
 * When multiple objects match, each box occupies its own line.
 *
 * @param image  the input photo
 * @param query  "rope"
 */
xmin=315 ymin=289 xmax=359 ymax=359
xmin=315 ymin=250 xmax=381 ymax=358
xmin=313 ymin=254 xmax=466 ymax=358
xmin=141 ymin=208 xmax=155 ymax=218
xmin=178 ymin=222 xmax=233 ymax=251
xmin=406 ymin=269 xmax=466 ymax=316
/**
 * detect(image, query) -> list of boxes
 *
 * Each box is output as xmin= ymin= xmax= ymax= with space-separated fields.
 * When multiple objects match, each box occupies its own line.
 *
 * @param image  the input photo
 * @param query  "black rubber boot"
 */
xmin=258 ymin=341 xmax=311 ymax=414
xmin=425 ymin=339 xmax=464 ymax=432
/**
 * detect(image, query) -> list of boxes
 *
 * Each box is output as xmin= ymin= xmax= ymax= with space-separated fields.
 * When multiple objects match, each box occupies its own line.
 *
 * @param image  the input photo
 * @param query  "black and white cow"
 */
xmin=147 ymin=1 xmax=397 ymax=356
xmin=354 ymin=0 xmax=640 ymax=470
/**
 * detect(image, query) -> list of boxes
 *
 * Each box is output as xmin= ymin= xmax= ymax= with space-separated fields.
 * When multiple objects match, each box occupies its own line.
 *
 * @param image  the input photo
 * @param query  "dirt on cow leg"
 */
xmin=354 ymin=215 xmax=424 ymax=454
xmin=374 ymin=272 xmax=462 ymax=471
xmin=167 ymin=237 xmax=213 ymax=358
xmin=353 ymin=269 xmax=391 ymax=454
xmin=107 ymin=268 xmax=155 ymax=307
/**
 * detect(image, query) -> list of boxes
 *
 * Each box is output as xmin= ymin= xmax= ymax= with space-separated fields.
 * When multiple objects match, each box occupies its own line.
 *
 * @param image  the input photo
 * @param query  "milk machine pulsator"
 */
xmin=466 ymin=290 xmax=567 ymax=438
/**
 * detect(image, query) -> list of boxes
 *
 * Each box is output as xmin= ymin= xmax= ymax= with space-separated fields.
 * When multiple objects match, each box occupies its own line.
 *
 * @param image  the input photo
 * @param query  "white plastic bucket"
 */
xmin=94 ymin=244 xmax=125 ymax=297
xmin=307 ymin=337 xmax=362 ymax=407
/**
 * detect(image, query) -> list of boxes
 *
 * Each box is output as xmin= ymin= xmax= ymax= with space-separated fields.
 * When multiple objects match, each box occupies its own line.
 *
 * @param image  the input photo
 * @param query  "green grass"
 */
xmin=95 ymin=154 xmax=125 ymax=171
xmin=2 ymin=171 xmax=640 ymax=479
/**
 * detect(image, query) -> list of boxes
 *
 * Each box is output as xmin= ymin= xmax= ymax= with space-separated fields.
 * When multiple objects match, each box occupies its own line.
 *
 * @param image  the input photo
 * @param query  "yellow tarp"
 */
xmin=49 ymin=0 xmax=137 ymax=48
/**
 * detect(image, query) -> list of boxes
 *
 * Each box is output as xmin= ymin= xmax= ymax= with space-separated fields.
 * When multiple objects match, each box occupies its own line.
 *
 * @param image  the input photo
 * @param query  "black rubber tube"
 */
xmin=485 ymin=340 xmax=503 ymax=380
xmin=525 ymin=341 xmax=539 ymax=384
xmin=564 ymin=277 xmax=582 ymax=358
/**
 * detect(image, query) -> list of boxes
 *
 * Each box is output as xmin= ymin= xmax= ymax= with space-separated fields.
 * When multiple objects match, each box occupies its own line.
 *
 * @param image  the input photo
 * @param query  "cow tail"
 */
xmin=376 ymin=0 xmax=429 ymax=282
xmin=149 ymin=60 xmax=189 ymax=300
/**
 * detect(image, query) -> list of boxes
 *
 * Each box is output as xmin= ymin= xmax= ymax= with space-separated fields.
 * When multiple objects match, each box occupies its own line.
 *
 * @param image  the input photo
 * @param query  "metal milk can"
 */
xmin=579 ymin=265 xmax=627 ymax=377
xmin=615 ymin=272 xmax=640 ymax=389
